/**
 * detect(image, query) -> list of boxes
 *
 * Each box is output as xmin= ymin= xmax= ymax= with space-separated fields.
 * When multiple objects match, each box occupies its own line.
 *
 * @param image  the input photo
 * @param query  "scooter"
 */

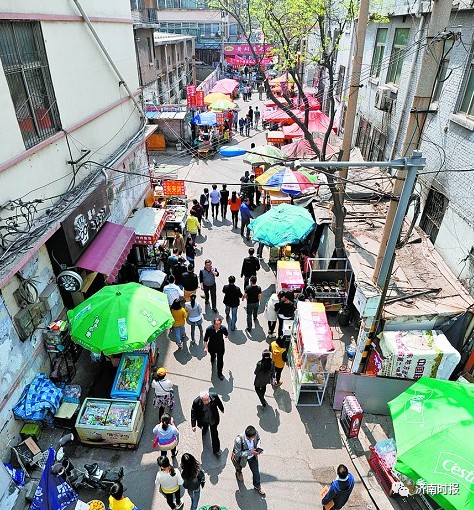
xmin=52 ymin=433 xmax=124 ymax=491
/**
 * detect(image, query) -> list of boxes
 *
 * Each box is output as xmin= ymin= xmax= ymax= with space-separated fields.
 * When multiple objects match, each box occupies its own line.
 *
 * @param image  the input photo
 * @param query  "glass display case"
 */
xmin=75 ymin=398 xmax=144 ymax=449
xmin=110 ymin=352 xmax=149 ymax=408
xmin=289 ymin=301 xmax=335 ymax=406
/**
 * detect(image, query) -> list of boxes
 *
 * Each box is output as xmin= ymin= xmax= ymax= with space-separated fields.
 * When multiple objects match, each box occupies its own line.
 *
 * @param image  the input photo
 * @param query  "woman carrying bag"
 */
xmin=153 ymin=413 xmax=179 ymax=458
xmin=155 ymin=455 xmax=184 ymax=509
xmin=180 ymin=453 xmax=205 ymax=510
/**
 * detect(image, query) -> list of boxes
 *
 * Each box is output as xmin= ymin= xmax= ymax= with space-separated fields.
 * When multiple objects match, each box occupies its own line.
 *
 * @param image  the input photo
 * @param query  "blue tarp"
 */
xmin=13 ymin=373 xmax=63 ymax=421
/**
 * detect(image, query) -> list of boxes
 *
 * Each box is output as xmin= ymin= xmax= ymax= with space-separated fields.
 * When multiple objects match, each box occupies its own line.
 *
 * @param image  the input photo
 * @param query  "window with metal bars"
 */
xmin=0 ymin=21 xmax=61 ymax=149
xmin=419 ymin=187 xmax=448 ymax=244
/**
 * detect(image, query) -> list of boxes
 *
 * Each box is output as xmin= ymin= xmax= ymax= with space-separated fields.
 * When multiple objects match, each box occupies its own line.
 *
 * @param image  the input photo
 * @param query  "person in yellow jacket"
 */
xmin=270 ymin=336 xmax=287 ymax=386
xmin=109 ymin=481 xmax=140 ymax=510
xmin=186 ymin=211 xmax=200 ymax=245
xmin=171 ymin=298 xmax=187 ymax=350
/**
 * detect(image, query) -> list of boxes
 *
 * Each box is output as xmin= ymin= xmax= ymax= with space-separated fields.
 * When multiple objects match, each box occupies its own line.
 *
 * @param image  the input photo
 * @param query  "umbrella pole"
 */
xmin=153 ymin=245 xmax=158 ymax=268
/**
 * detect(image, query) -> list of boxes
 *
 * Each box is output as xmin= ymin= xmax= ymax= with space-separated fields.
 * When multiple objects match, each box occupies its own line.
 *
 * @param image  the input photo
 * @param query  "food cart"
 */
xmin=125 ymin=207 xmax=168 ymax=266
xmin=263 ymin=190 xmax=291 ymax=211
xmin=75 ymin=398 xmax=144 ymax=449
xmin=276 ymin=260 xmax=305 ymax=293
xmin=289 ymin=301 xmax=335 ymax=406
xmin=110 ymin=352 xmax=150 ymax=409
xmin=266 ymin=130 xmax=285 ymax=147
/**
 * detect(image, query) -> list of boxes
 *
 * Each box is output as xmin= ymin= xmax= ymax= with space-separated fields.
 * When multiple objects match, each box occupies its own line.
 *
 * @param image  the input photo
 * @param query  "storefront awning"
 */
xmin=76 ymin=222 xmax=136 ymax=283
xmin=125 ymin=207 xmax=168 ymax=246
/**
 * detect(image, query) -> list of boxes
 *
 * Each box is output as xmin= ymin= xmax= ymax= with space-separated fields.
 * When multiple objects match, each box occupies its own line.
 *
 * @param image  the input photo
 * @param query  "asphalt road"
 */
xmin=62 ymin=90 xmax=374 ymax=510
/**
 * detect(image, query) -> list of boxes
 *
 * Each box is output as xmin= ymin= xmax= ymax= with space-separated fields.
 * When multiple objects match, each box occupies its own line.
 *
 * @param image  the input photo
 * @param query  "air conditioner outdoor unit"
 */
xmin=375 ymin=85 xmax=394 ymax=112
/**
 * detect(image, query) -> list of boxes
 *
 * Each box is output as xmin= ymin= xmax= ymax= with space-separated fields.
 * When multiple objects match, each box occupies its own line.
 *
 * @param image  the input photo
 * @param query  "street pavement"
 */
xmin=18 ymin=91 xmax=384 ymax=510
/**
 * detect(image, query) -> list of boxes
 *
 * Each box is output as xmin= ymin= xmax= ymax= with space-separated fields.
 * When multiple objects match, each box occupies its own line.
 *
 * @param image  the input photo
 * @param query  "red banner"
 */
xmin=162 ymin=180 xmax=186 ymax=196
xmin=186 ymin=85 xmax=196 ymax=108
xmin=195 ymin=90 xmax=204 ymax=107
xmin=223 ymin=43 xmax=274 ymax=56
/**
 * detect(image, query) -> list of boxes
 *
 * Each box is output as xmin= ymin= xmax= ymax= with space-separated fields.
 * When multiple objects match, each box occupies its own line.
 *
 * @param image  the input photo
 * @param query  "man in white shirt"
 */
xmin=163 ymin=275 xmax=183 ymax=306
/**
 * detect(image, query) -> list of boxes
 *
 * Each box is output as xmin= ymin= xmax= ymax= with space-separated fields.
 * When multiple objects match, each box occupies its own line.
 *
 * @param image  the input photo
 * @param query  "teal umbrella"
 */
xmin=67 ymin=283 xmax=174 ymax=355
xmin=248 ymin=203 xmax=315 ymax=246
xmin=388 ymin=378 xmax=474 ymax=510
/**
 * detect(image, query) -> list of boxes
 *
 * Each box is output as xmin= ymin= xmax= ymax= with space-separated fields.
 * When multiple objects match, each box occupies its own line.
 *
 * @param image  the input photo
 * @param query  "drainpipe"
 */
xmin=72 ymin=0 xmax=145 ymax=118
xmin=388 ymin=14 xmax=425 ymax=160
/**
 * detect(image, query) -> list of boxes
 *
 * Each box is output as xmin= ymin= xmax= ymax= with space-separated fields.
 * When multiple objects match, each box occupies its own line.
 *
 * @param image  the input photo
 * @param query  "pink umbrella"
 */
xmin=282 ymin=110 xmax=336 ymax=139
xmin=210 ymin=78 xmax=239 ymax=95
xmin=281 ymin=138 xmax=339 ymax=159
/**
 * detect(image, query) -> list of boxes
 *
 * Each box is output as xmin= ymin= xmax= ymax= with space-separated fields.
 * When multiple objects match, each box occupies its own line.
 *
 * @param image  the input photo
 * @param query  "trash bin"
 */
xmin=340 ymin=395 xmax=363 ymax=438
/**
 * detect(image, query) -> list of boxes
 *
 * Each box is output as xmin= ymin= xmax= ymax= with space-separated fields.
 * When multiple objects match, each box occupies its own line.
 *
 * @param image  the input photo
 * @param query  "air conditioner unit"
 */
xmin=375 ymin=85 xmax=394 ymax=112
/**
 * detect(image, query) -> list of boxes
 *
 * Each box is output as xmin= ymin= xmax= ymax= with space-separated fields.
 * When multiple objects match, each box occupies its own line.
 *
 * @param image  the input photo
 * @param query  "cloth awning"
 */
xmin=76 ymin=222 xmax=135 ymax=283
xmin=125 ymin=207 xmax=168 ymax=246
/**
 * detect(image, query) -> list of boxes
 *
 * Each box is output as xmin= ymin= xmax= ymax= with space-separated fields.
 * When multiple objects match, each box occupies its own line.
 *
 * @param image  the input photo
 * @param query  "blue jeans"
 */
xmin=246 ymin=302 xmax=259 ymax=329
xmin=188 ymin=487 xmax=201 ymax=510
xmin=174 ymin=325 xmax=185 ymax=345
xmin=189 ymin=319 xmax=203 ymax=342
xmin=226 ymin=306 xmax=238 ymax=330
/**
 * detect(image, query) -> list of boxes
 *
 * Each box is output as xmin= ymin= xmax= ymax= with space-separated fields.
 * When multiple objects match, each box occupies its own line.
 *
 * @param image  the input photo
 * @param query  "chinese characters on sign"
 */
xmin=223 ymin=44 xmax=274 ymax=56
xmin=186 ymin=85 xmax=196 ymax=107
xmin=73 ymin=205 xmax=108 ymax=246
xmin=195 ymin=90 xmax=204 ymax=107
xmin=162 ymin=180 xmax=185 ymax=196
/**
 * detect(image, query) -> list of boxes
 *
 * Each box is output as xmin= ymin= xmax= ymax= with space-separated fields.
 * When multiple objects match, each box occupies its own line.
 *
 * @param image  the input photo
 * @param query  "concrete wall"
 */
xmin=0 ymin=246 xmax=64 ymax=459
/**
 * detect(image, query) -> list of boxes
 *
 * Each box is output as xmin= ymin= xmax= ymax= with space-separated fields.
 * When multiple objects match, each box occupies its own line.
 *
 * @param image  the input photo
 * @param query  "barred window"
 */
xmin=0 ymin=21 xmax=61 ymax=149
xmin=419 ymin=187 xmax=448 ymax=243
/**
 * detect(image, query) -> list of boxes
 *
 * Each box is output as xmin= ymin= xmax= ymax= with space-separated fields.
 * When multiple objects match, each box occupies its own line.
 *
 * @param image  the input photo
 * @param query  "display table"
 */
xmin=75 ymin=398 xmax=144 ymax=449
xmin=164 ymin=205 xmax=187 ymax=241
xmin=289 ymin=302 xmax=335 ymax=406
xmin=276 ymin=260 xmax=305 ymax=293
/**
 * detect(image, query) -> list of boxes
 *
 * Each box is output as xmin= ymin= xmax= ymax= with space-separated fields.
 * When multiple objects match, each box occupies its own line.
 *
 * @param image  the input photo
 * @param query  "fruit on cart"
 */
xmin=88 ymin=500 xmax=105 ymax=510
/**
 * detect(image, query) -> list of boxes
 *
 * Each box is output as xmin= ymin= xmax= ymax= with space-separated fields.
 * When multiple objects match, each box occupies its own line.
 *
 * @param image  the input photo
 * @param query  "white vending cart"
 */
xmin=289 ymin=301 xmax=335 ymax=406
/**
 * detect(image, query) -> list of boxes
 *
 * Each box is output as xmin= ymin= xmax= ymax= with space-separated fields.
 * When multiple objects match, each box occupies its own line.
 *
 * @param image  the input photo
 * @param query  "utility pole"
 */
xmin=337 ymin=0 xmax=370 ymax=200
xmin=373 ymin=0 xmax=452 ymax=282
xmin=297 ymin=152 xmax=425 ymax=374
xmin=353 ymin=151 xmax=425 ymax=373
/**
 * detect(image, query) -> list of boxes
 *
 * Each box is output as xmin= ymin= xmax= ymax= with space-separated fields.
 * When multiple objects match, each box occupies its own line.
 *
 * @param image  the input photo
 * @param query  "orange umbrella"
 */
xmin=204 ymin=92 xmax=229 ymax=105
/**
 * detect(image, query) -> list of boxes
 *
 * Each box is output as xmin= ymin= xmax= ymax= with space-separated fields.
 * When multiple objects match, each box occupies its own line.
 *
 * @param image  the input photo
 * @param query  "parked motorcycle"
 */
xmin=52 ymin=433 xmax=124 ymax=491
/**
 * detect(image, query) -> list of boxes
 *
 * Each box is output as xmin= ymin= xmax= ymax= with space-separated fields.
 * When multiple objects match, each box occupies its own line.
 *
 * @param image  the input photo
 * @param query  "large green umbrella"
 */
xmin=67 ymin=283 xmax=173 ymax=355
xmin=248 ymin=203 xmax=315 ymax=246
xmin=243 ymin=145 xmax=287 ymax=166
xmin=388 ymin=377 xmax=474 ymax=510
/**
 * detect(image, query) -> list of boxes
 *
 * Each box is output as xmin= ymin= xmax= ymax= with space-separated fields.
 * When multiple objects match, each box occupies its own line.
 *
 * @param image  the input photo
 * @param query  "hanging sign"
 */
xmin=162 ymin=180 xmax=186 ymax=196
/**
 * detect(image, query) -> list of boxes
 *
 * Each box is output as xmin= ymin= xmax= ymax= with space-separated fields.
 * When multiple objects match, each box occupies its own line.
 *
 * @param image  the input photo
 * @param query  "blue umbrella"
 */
xmin=248 ymin=203 xmax=315 ymax=246
xmin=192 ymin=112 xmax=217 ymax=126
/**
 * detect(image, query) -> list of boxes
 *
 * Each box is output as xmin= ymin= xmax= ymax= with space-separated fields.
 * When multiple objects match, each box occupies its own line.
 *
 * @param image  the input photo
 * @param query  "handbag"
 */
xmin=231 ymin=435 xmax=248 ymax=469
xmin=152 ymin=435 xmax=159 ymax=449
xmin=157 ymin=433 xmax=179 ymax=451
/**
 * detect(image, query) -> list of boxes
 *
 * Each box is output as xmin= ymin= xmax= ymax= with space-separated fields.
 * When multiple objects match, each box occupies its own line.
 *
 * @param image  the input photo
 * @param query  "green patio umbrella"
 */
xmin=67 ymin=283 xmax=174 ymax=355
xmin=388 ymin=377 xmax=474 ymax=510
xmin=210 ymin=99 xmax=237 ymax=111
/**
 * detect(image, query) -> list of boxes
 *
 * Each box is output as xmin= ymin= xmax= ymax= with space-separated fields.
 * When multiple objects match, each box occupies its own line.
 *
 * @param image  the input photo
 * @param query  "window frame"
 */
xmin=370 ymin=28 xmax=388 ymax=79
xmin=386 ymin=28 xmax=410 ymax=86
xmin=459 ymin=58 xmax=474 ymax=117
xmin=0 ymin=20 xmax=61 ymax=149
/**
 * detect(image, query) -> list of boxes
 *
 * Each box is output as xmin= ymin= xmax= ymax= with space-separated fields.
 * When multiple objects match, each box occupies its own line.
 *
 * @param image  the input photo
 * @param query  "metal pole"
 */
xmin=352 ymin=151 xmax=425 ymax=373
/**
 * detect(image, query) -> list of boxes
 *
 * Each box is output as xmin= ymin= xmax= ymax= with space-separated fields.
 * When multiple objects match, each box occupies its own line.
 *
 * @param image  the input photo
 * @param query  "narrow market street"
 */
xmin=96 ymin=91 xmax=376 ymax=510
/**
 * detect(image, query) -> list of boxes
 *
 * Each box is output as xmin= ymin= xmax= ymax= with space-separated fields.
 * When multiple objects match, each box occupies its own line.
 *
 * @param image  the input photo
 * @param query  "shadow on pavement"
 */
xmin=257 ymin=404 xmax=280 ymax=433
xmin=297 ymin=404 xmax=343 ymax=450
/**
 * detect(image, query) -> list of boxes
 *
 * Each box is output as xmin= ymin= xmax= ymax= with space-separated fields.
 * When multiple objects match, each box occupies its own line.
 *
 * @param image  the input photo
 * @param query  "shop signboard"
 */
xmin=61 ymin=182 xmax=110 ymax=263
xmin=162 ymin=180 xmax=185 ymax=196
xmin=223 ymin=44 xmax=274 ymax=56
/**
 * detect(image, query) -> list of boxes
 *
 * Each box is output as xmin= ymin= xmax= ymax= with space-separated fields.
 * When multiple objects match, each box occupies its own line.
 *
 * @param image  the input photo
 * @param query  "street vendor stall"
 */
xmin=75 ymin=398 xmax=144 ymax=449
xmin=125 ymin=207 xmax=168 ymax=266
xmin=263 ymin=190 xmax=292 ymax=210
xmin=67 ymin=283 xmax=173 ymax=448
xmin=266 ymin=130 xmax=285 ymax=147
xmin=289 ymin=301 xmax=335 ymax=406
xmin=276 ymin=260 xmax=305 ymax=293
